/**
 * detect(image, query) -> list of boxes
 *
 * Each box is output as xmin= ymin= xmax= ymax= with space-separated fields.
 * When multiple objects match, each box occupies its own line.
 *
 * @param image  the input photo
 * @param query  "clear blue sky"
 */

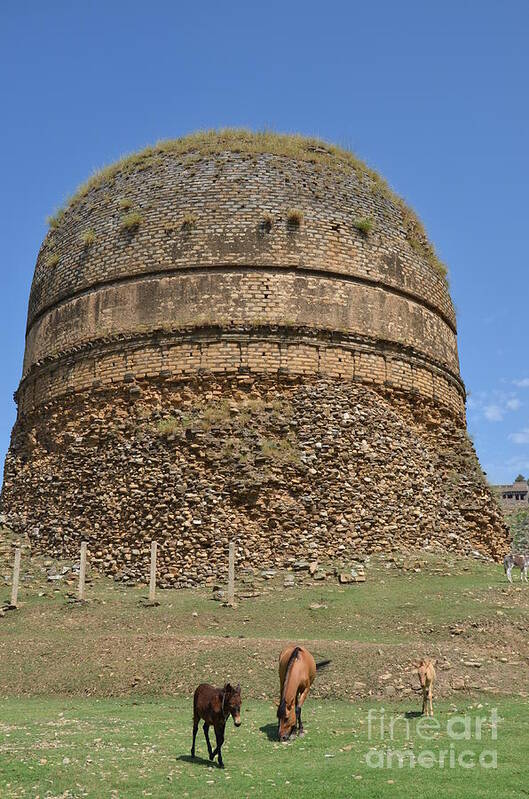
xmin=1 ymin=0 xmax=527 ymax=484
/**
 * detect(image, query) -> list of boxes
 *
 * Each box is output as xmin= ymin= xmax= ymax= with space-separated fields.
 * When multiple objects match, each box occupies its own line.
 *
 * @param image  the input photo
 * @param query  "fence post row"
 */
xmin=7 ymin=540 xmax=234 ymax=607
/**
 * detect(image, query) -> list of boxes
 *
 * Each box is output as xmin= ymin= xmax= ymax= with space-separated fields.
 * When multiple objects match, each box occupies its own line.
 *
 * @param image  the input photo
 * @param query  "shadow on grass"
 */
xmin=177 ymin=754 xmax=217 ymax=769
xmin=404 ymin=711 xmax=423 ymax=719
xmin=260 ymin=723 xmax=278 ymax=741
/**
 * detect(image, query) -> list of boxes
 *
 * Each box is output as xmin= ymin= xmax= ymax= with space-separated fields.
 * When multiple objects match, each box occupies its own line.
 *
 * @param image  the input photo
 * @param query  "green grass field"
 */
xmin=0 ymin=552 xmax=527 ymax=699
xmin=1 ymin=697 xmax=526 ymax=798
xmin=1 ymin=549 xmax=528 ymax=796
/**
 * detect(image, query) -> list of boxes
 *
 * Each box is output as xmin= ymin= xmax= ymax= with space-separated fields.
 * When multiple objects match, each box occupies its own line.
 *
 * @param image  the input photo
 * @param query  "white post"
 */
xmin=78 ymin=541 xmax=87 ymax=601
xmin=10 ymin=548 xmax=21 ymax=607
xmin=227 ymin=540 xmax=235 ymax=605
xmin=149 ymin=541 xmax=157 ymax=602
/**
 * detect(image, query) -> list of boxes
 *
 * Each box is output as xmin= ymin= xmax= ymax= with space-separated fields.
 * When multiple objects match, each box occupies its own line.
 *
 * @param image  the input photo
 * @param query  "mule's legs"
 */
xmin=203 ymin=723 xmax=214 ymax=760
xmin=422 ymin=690 xmax=427 ymax=716
xmin=213 ymin=723 xmax=226 ymax=768
xmin=507 ymin=566 xmax=513 ymax=583
xmin=429 ymin=688 xmax=434 ymax=717
xmin=191 ymin=716 xmax=199 ymax=757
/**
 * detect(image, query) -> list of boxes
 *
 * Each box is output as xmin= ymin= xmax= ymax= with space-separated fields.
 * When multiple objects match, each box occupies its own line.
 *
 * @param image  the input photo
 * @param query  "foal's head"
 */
xmin=277 ymin=697 xmax=297 ymax=742
xmin=223 ymin=683 xmax=242 ymax=726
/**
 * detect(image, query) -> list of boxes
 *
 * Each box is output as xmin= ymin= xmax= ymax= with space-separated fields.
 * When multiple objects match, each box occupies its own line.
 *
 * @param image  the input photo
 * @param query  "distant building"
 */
xmin=497 ymin=478 xmax=529 ymax=506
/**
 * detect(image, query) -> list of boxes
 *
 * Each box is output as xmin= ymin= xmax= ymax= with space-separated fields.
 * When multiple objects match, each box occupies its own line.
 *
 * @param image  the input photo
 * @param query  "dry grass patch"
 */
xmin=260 ymin=211 xmax=273 ymax=232
xmin=120 ymin=211 xmax=142 ymax=231
xmin=286 ymin=208 xmax=304 ymax=228
xmin=80 ymin=229 xmax=96 ymax=248
xmin=260 ymin=436 xmax=300 ymax=464
xmin=181 ymin=213 xmax=197 ymax=230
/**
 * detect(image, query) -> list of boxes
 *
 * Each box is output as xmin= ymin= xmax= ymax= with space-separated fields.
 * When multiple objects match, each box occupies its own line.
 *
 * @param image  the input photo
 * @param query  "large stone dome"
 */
xmin=21 ymin=129 xmax=460 ymax=413
xmin=2 ymin=130 xmax=507 ymax=584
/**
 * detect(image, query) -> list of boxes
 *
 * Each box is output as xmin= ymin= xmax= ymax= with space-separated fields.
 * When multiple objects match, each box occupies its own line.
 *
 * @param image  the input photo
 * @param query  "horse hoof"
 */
xmin=218 ymin=762 xmax=225 ymax=769
xmin=298 ymin=730 xmax=305 ymax=738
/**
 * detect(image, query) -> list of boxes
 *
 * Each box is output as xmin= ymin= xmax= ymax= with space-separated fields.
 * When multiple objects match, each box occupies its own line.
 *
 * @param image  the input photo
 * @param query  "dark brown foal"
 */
xmin=191 ymin=682 xmax=241 ymax=768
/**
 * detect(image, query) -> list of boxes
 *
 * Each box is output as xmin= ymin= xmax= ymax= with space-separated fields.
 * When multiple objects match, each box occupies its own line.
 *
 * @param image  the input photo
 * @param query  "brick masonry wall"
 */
xmin=24 ymin=270 xmax=459 ymax=375
xmin=21 ymin=149 xmax=460 ymax=415
xmin=28 ymin=152 xmax=455 ymax=326
xmin=17 ymin=329 xmax=465 ymax=418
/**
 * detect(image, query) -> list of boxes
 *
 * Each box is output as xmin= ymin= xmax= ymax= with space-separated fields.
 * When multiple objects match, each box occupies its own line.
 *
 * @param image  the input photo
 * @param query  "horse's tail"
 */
xmin=315 ymin=659 xmax=331 ymax=671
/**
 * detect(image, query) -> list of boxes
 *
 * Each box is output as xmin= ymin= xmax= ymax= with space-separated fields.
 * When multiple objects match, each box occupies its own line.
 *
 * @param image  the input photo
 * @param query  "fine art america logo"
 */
xmin=365 ymin=707 xmax=498 ymax=769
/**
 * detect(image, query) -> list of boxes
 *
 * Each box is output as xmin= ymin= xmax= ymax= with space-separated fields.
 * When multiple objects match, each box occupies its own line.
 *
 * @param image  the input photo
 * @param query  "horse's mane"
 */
xmin=277 ymin=647 xmax=301 ymax=719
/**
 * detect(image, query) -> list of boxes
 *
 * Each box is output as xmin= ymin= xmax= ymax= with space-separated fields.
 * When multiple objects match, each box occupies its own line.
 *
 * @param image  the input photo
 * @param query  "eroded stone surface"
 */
xmin=2 ymin=378 xmax=507 ymax=586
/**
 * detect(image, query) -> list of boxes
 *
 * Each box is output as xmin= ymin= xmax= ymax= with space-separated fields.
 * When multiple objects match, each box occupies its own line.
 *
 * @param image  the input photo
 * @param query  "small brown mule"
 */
xmin=191 ymin=682 xmax=241 ymax=768
xmin=413 ymin=659 xmax=436 ymax=716
xmin=277 ymin=645 xmax=330 ymax=741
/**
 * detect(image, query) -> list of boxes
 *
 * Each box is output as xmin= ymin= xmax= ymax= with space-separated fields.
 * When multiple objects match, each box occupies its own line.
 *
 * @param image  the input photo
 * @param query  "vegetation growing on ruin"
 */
xmin=286 ymin=208 xmax=304 ymax=228
xmin=260 ymin=435 xmax=300 ymax=464
xmin=44 ymin=129 xmax=448 ymax=280
xmin=119 ymin=211 xmax=142 ymax=231
xmin=156 ymin=398 xmax=291 ymax=438
xmin=156 ymin=415 xmax=187 ymax=436
xmin=400 ymin=206 xmax=446 ymax=280
xmin=45 ymin=252 xmax=59 ymax=268
xmin=155 ymin=399 xmax=297 ymax=471
xmin=353 ymin=216 xmax=374 ymax=235
xmin=80 ymin=229 xmax=96 ymax=248
xmin=181 ymin=213 xmax=197 ymax=230
xmin=46 ymin=209 xmax=65 ymax=229
xmin=260 ymin=211 xmax=273 ymax=231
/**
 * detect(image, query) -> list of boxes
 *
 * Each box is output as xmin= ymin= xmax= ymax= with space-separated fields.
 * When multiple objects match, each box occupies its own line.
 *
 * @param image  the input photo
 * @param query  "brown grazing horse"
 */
xmin=277 ymin=645 xmax=330 ymax=741
xmin=413 ymin=659 xmax=436 ymax=716
xmin=191 ymin=682 xmax=241 ymax=768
